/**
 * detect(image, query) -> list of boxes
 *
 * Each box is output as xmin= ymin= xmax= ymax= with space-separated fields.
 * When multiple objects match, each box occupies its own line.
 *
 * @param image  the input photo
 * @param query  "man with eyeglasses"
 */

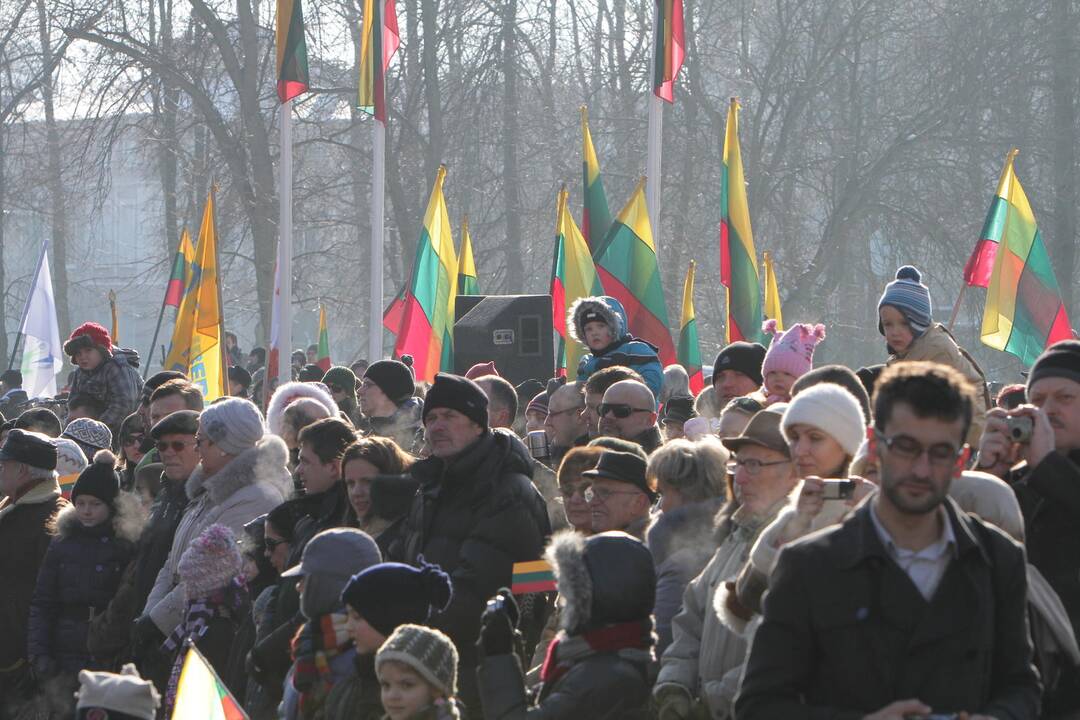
xmin=544 ymin=382 xmax=588 ymax=467
xmin=736 ymin=362 xmax=1039 ymax=720
xmin=598 ymin=379 xmax=663 ymax=454
xmin=581 ymin=449 xmax=655 ymax=538
xmin=654 ymin=403 xmax=795 ymax=720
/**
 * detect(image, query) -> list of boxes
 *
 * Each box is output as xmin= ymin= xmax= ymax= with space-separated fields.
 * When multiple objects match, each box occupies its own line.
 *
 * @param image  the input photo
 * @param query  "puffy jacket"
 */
xmin=570 ymin=297 xmax=663 ymax=402
xmin=361 ymin=396 xmax=425 ymax=454
xmin=144 ymin=436 xmax=292 ymax=633
xmin=68 ymin=348 xmax=144 ymax=434
xmin=28 ymin=494 xmax=142 ymax=672
xmin=388 ymin=429 xmax=551 ymax=710
xmin=0 ymin=477 xmax=68 ymax=673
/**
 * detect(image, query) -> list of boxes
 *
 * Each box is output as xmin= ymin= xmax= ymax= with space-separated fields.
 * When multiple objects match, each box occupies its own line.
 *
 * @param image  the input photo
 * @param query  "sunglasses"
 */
xmin=156 ymin=440 xmax=193 ymax=453
xmin=264 ymin=537 xmax=288 ymax=550
xmin=598 ymin=403 xmax=652 ymax=419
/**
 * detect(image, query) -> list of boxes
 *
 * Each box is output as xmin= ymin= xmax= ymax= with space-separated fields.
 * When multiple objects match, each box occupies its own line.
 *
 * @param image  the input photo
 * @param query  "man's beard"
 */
xmin=881 ymin=473 xmax=948 ymax=515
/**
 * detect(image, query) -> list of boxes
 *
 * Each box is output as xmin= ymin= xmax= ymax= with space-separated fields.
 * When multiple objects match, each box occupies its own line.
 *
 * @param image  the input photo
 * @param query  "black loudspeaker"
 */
xmin=453 ymin=295 xmax=554 ymax=387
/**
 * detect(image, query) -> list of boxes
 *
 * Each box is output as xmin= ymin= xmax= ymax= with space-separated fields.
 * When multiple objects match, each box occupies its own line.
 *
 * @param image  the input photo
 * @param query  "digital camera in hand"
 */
xmin=1006 ymin=415 xmax=1033 ymax=444
xmin=821 ymin=479 xmax=855 ymax=500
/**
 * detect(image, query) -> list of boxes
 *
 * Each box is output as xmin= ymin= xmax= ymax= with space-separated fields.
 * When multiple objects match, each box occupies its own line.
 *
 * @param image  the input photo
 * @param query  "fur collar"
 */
xmin=646 ymin=497 xmax=725 ymax=565
xmin=0 ymin=476 xmax=61 ymax=523
xmin=545 ymin=530 xmax=591 ymax=633
xmin=56 ymin=490 xmax=146 ymax=543
xmin=186 ymin=435 xmax=292 ymax=504
xmin=265 ymin=381 xmax=338 ymax=437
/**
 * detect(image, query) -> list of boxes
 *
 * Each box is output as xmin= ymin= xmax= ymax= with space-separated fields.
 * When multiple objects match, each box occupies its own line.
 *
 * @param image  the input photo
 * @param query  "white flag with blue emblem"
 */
xmin=19 ymin=246 xmax=63 ymax=398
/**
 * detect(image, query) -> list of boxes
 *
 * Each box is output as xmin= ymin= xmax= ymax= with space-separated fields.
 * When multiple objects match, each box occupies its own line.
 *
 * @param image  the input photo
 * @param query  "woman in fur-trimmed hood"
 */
xmin=28 ymin=450 xmax=145 ymax=677
xmin=569 ymin=296 xmax=663 ymax=402
xmin=142 ymin=399 xmax=292 ymax=637
xmin=476 ymin=530 xmax=657 ymax=720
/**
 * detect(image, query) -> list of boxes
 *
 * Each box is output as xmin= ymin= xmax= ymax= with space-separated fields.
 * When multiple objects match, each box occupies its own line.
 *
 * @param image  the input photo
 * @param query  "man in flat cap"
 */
xmin=0 ymin=429 xmax=67 ymax=705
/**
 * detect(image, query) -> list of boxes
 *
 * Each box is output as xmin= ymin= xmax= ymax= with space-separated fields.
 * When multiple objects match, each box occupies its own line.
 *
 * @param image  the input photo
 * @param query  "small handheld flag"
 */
xmin=171 ymin=642 xmax=248 ymax=719
xmin=511 ymin=560 xmax=556 ymax=595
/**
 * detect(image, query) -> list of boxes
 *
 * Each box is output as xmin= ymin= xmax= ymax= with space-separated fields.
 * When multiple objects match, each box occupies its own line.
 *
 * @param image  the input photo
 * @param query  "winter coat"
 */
xmin=735 ymin=499 xmax=1041 ymax=720
xmin=362 ymin=397 xmax=425 ymax=454
xmin=245 ymin=585 xmax=285 ymax=720
xmin=67 ymin=347 xmax=144 ymax=434
xmin=0 ymin=476 xmax=68 ymax=674
xmin=646 ymin=498 xmax=726 ymax=654
xmin=887 ymin=323 xmax=989 ymax=445
xmin=655 ymin=501 xmax=785 ymax=719
xmin=313 ymin=653 xmax=383 ymax=720
xmin=569 ymin=296 xmax=663 ymax=403
xmin=388 ymin=428 xmax=551 ymax=711
xmin=144 ymin=436 xmax=293 ymax=634
xmin=280 ymin=644 xmax=357 ymax=720
xmin=27 ymin=494 xmax=142 ymax=673
xmin=1010 ymin=448 xmax=1080 ymax=713
xmin=291 ymin=481 xmax=354 ymax=557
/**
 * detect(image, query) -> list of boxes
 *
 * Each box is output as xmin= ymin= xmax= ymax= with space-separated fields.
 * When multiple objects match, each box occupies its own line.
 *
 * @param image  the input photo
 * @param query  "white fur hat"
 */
xmin=782 ymin=382 xmax=866 ymax=457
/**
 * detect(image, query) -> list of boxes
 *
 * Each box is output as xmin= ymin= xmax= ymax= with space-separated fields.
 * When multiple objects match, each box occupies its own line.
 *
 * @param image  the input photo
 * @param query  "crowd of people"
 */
xmin=0 ymin=264 xmax=1077 ymax=720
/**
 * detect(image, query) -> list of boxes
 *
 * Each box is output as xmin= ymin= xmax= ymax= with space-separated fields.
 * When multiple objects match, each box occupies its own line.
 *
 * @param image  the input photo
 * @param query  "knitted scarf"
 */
xmin=290 ymin=612 xmax=351 ymax=713
xmin=539 ymin=618 xmax=654 ymax=686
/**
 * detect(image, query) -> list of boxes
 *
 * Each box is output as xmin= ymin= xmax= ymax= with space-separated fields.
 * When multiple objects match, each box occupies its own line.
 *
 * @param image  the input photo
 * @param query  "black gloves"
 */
xmin=478 ymin=588 xmax=520 ymax=657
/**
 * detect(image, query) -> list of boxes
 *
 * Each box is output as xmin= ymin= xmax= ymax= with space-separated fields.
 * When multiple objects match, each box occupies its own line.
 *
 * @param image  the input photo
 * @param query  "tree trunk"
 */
xmin=0 ymin=120 xmax=7 ymax=366
xmin=501 ymin=0 xmax=524 ymax=292
xmin=155 ymin=0 xmax=180 ymax=259
xmin=36 ymin=0 xmax=70 ymax=338
xmin=1050 ymin=0 xmax=1077 ymax=314
xmin=421 ymin=0 xmax=444 ymax=183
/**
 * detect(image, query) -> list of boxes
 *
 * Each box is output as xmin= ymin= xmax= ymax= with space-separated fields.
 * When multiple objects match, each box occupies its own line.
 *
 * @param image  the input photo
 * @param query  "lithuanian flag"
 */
xmin=581 ymin=107 xmax=613 ymax=251
xmin=763 ymin=251 xmax=784 ymax=331
xmin=551 ymin=187 xmax=604 ymax=376
xmin=964 ymin=150 xmax=1016 ymax=289
xmin=165 ymin=190 xmax=226 ymax=401
xmin=980 ymin=150 xmax=1073 ymax=366
xmin=511 ymin=560 xmax=556 ymax=595
xmin=393 ymin=166 xmax=457 ymax=382
xmin=593 ymin=178 xmax=676 ymax=364
xmin=678 ymin=260 xmax=703 ymax=395
xmin=457 ymin=216 xmax=480 ymax=296
xmin=316 ymin=304 xmax=331 ymax=372
xmin=382 ymin=287 xmax=406 ymax=335
xmin=171 ymin=644 xmax=247 ymax=719
xmin=275 ymin=0 xmax=309 ymax=103
xmin=358 ymin=0 xmax=400 ymax=122
xmin=652 ymin=0 xmax=685 ymax=102
xmin=719 ymin=98 xmax=764 ymax=344
xmin=164 ymin=228 xmax=196 ymax=308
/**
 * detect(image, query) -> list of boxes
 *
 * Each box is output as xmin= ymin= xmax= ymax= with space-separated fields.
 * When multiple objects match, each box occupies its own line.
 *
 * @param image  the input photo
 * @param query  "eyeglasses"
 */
xmin=726 ymin=458 xmax=791 ymax=475
xmin=156 ymin=440 xmax=194 ymax=453
xmin=264 ymin=537 xmax=287 ymax=550
xmin=598 ymin=403 xmax=652 ymax=419
xmin=555 ymin=482 xmax=590 ymax=503
xmin=122 ymin=434 xmax=145 ymax=447
xmin=584 ymin=486 xmax=643 ymax=503
xmin=547 ymin=406 xmax=584 ymax=419
xmin=874 ymin=431 xmax=963 ymax=467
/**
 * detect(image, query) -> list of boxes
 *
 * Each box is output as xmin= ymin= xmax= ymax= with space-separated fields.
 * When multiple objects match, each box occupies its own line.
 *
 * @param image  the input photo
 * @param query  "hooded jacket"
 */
xmin=144 ymin=436 xmax=293 ymax=634
xmin=68 ymin=347 xmax=144 ymax=434
xmin=28 ymin=493 xmax=143 ymax=671
xmin=266 ymin=382 xmax=339 ymax=439
xmin=569 ymin=297 xmax=663 ymax=402
xmin=389 ymin=429 xmax=551 ymax=709
xmin=0 ymin=476 xmax=69 ymax=673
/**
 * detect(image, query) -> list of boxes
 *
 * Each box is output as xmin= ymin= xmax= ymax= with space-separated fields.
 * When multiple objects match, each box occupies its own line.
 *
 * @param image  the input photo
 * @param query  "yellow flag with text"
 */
xmin=164 ymin=191 xmax=225 ymax=401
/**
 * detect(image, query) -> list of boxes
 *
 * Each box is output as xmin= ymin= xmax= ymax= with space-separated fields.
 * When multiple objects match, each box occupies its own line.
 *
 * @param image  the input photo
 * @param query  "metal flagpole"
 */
xmin=369 ymin=119 xmax=385 ymax=361
xmin=278 ymin=99 xmax=294 ymax=390
xmin=645 ymin=0 xmax=664 ymax=259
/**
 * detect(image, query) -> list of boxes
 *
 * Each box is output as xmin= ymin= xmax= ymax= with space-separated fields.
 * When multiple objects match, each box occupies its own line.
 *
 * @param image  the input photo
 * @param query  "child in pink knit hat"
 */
xmin=760 ymin=320 xmax=826 ymax=405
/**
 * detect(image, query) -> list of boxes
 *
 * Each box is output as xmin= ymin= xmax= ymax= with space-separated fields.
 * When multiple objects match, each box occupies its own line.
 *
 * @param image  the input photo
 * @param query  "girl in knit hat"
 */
xmin=877 ymin=265 xmax=990 ymax=443
xmin=760 ymin=320 xmax=826 ymax=405
xmin=162 ymin=523 xmax=250 ymax=715
xmin=28 ymin=450 xmax=143 ymax=685
xmin=376 ymin=624 xmax=462 ymax=720
xmin=63 ymin=321 xmax=144 ymax=436
xmin=318 ymin=560 xmax=453 ymax=720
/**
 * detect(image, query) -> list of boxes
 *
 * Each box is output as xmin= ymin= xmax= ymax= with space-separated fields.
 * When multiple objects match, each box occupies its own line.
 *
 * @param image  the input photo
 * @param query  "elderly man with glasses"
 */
xmin=581 ymin=449 xmax=656 ymax=539
xmin=597 ymin=379 xmax=663 ymax=454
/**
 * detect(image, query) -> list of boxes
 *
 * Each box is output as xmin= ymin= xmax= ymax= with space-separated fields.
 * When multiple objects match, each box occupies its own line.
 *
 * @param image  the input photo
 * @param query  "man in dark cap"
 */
xmin=358 ymin=358 xmax=423 ymax=452
xmin=976 ymin=339 xmax=1080 ymax=713
xmin=582 ymin=450 xmax=655 ymax=538
xmin=388 ymin=373 xmax=550 ymax=714
xmin=660 ymin=395 xmax=696 ymax=442
xmin=712 ymin=342 xmax=767 ymax=409
xmin=0 ymin=429 xmax=67 ymax=703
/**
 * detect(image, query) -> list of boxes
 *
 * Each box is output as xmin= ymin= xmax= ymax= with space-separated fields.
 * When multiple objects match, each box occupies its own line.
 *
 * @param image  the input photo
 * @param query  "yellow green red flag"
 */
xmin=457 ymin=216 xmax=480 ymax=296
xmin=551 ymin=186 xmax=604 ymax=375
xmin=316 ymin=304 xmax=331 ymax=372
xmin=359 ymin=0 xmax=400 ymax=122
xmin=763 ymin=251 xmax=784 ymax=331
xmin=581 ymin=107 xmax=613 ymax=251
xmin=171 ymin=644 xmax=246 ymax=719
xmin=677 ymin=260 xmax=703 ymax=394
xmin=275 ymin=0 xmax=309 ymax=103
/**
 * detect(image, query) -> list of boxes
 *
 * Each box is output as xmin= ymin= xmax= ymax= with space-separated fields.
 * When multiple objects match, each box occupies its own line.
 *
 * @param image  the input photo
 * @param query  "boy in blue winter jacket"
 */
xmin=569 ymin=296 xmax=663 ymax=403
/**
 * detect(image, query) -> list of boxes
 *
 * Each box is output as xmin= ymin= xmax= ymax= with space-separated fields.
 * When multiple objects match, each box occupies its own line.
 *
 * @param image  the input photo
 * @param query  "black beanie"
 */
xmin=1027 ymin=340 xmax=1080 ymax=391
xmin=341 ymin=561 xmax=453 ymax=637
xmin=71 ymin=450 xmax=120 ymax=506
xmin=422 ymin=373 xmax=489 ymax=429
xmin=712 ymin=342 xmax=767 ymax=387
xmin=364 ymin=360 xmax=415 ymax=404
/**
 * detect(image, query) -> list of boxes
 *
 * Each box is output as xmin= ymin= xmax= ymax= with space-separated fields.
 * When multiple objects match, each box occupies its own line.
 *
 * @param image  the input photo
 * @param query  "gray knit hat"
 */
xmin=63 ymin=417 xmax=113 ymax=452
xmin=199 ymin=397 xmax=265 ymax=455
xmin=376 ymin=624 xmax=459 ymax=696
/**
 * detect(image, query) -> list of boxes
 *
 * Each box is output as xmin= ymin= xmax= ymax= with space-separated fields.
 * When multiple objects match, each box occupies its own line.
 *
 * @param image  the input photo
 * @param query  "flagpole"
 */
xmin=645 ymin=0 xmax=664 ymax=259
xmin=8 ymin=240 xmax=47 ymax=371
xmin=278 ymin=99 xmax=294 ymax=390
xmin=947 ymin=284 xmax=967 ymax=333
xmin=369 ymin=119 xmax=385 ymax=361
xmin=144 ymin=287 xmax=171 ymax=379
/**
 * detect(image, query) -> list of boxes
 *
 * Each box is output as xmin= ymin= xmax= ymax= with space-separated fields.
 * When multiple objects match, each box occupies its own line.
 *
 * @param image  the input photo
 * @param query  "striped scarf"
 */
xmin=290 ymin=612 xmax=351 ymax=714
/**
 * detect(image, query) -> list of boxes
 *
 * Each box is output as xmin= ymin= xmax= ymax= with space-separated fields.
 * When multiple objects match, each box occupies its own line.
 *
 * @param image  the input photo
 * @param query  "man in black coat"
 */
xmin=976 ymin=339 xmax=1080 ymax=714
xmin=388 ymin=373 xmax=551 ymax=717
xmin=736 ymin=362 xmax=1041 ymax=720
